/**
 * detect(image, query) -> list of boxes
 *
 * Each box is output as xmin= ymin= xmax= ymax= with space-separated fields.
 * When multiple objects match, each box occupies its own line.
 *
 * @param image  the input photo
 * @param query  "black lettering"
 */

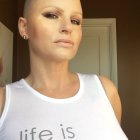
xmin=25 ymin=130 xmax=28 ymax=140
xmin=30 ymin=127 xmax=36 ymax=140
xmin=20 ymin=131 xmax=23 ymax=140
xmin=20 ymin=130 xmax=28 ymax=140
xmin=39 ymin=130 xmax=53 ymax=140
xmin=66 ymin=127 xmax=75 ymax=138
xmin=60 ymin=124 xmax=66 ymax=139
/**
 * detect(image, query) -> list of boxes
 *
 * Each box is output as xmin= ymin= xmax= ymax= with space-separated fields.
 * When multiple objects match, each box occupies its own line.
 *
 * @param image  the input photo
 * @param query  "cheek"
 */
xmin=75 ymin=29 xmax=82 ymax=46
xmin=27 ymin=18 xmax=51 ymax=38
xmin=29 ymin=26 xmax=47 ymax=39
xmin=28 ymin=24 xmax=53 ymax=46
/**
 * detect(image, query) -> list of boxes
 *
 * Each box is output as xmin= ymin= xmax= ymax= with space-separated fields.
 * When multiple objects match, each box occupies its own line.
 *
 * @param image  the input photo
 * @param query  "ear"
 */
xmin=18 ymin=17 xmax=28 ymax=38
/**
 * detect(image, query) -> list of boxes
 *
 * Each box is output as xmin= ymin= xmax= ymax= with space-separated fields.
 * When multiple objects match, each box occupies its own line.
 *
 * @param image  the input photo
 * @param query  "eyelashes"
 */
xmin=71 ymin=19 xmax=81 ymax=25
xmin=43 ymin=12 xmax=58 ymax=19
xmin=42 ymin=12 xmax=82 ymax=26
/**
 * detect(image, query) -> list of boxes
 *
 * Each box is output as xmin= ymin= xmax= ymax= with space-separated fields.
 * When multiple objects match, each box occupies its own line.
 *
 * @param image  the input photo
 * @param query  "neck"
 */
xmin=26 ymin=56 xmax=73 ymax=90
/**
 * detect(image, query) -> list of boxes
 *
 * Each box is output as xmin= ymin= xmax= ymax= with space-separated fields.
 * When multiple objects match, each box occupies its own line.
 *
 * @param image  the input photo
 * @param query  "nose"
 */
xmin=59 ymin=18 xmax=72 ymax=34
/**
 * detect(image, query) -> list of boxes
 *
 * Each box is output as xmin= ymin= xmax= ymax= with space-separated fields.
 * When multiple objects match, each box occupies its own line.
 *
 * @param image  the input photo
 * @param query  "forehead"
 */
xmin=25 ymin=0 xmax=82 ymax=16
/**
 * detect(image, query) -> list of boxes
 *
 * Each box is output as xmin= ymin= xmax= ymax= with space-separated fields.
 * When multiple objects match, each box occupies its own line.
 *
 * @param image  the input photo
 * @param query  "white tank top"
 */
xmin=0 ymin=74 xmax=128 ymax=140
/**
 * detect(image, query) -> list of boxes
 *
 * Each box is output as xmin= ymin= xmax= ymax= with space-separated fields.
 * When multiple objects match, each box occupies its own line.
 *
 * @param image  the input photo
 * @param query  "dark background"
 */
xmin=0 ymin=0 xmax=140 ymax=139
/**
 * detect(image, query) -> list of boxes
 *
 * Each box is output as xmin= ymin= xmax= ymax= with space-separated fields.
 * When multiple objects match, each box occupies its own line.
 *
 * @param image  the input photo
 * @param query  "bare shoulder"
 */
xmin=98 ymin=76 xmax=122 ymax=124
xmin=0 ymin=86 xmax=6 ymax=116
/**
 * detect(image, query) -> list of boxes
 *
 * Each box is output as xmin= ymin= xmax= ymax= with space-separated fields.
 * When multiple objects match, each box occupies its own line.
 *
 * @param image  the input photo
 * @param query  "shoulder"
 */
xmin=0 ymin=86 xmax=6 ymax=116
xmin=98 ymin=76 xmax=122 ymax=124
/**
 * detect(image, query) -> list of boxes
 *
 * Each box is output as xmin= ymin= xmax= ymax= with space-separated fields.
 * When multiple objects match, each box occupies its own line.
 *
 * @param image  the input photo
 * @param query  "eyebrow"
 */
xmin=72 ymin=11 xmax=83 ymax=17
xmin=43 ymin=6 xmax=83 ymax=16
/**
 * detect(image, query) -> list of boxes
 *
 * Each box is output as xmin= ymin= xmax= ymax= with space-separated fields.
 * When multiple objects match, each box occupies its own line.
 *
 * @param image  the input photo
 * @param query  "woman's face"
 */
xmin=20 ymin=0 xmax=83 ymax=62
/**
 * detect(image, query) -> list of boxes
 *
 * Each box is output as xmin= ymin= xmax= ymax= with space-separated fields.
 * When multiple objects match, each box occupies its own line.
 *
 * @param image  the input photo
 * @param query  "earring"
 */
xmin=23 ymin=35 xmax=28 ymax=40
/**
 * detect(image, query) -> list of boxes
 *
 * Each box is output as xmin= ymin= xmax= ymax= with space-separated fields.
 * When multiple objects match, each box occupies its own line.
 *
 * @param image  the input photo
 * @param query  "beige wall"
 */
xmin=0 ymin=0 xmax=17 ymax=80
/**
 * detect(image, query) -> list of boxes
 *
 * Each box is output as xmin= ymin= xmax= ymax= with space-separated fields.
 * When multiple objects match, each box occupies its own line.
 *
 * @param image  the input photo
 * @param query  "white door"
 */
xmin=69 ymin=19 xmax=117 ymax=87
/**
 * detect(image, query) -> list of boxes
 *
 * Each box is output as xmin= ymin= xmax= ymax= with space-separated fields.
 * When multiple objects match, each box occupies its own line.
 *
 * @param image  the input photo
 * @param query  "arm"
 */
xmin=0 ymin=87 xmax=5 ymax=116
xmin=99 ymin=76 xmax=122 ymax=124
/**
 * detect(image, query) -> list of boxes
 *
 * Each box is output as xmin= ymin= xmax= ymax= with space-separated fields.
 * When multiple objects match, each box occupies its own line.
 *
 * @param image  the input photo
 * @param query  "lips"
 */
xmin=54 ymin=39 xmax=74 ymax=47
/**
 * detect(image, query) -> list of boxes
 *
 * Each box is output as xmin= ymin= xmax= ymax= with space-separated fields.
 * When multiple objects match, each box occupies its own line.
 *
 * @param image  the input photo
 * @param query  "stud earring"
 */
xmin=23 ymin=35 xmax=28 ymax=40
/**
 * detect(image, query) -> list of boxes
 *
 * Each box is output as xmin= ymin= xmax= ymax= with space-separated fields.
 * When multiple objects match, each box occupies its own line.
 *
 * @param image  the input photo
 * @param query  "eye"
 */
xmin=71 ymin=19 xmax=81 ymax=25
xmin=43 ymin=12 xmax=58 ymax=19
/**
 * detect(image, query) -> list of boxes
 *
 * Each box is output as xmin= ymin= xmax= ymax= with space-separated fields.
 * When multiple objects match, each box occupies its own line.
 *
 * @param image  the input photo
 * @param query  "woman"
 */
xmin=0 ymin=0 xmax=128 ymax=139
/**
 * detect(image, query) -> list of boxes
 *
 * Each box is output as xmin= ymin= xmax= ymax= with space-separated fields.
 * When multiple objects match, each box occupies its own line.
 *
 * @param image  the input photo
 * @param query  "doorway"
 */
xmin=69 ymin=18 xmax=117 ymax=87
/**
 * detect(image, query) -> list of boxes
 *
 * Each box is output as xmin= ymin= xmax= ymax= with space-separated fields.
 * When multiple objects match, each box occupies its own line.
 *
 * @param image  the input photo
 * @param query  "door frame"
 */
xmin=82 ymin=18 xmax=118 ymax=87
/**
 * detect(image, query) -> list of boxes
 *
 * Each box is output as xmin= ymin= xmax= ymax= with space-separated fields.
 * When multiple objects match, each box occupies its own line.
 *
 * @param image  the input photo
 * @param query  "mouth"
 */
xmin=54 ymin=39 xmax=74 ymax=47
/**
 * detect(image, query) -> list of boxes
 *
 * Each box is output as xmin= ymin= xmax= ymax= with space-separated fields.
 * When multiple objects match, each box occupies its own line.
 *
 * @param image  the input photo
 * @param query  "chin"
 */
xmin=53 ymin=53 xmax=76 ymax=62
